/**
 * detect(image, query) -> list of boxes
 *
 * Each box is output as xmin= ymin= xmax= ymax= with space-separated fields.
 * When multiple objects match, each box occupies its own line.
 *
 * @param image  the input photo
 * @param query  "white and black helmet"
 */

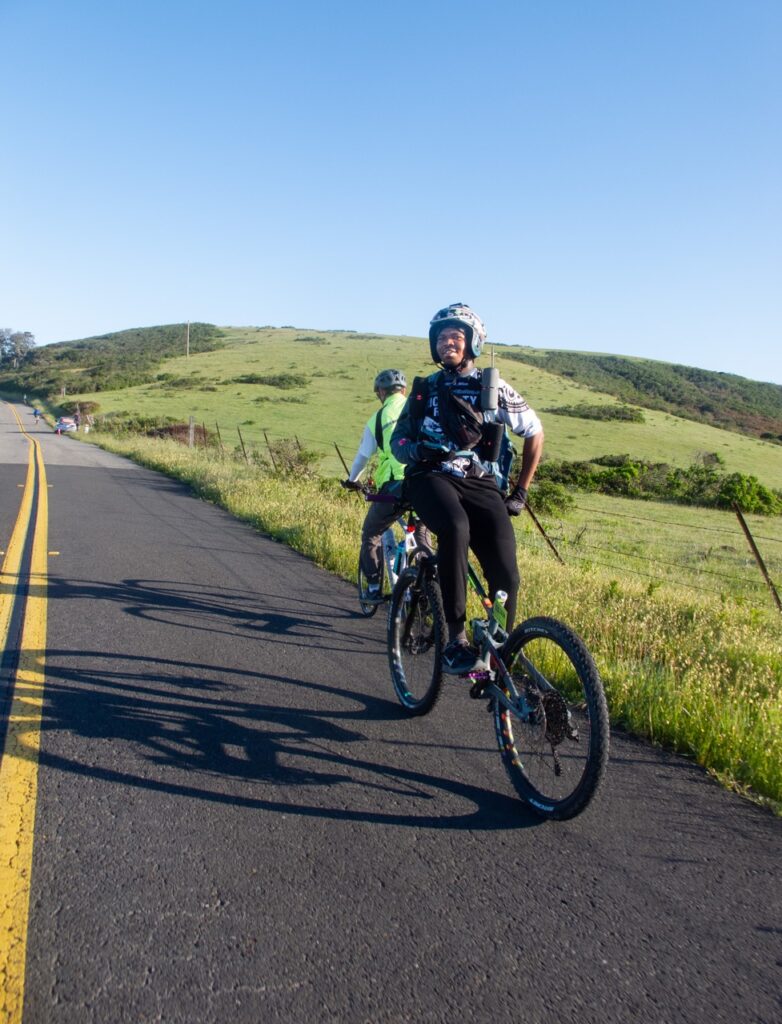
xmin=373 ymin=368 xmax=406 ymax=393
xmin=428 ymin=303 xmax=487 ymax=362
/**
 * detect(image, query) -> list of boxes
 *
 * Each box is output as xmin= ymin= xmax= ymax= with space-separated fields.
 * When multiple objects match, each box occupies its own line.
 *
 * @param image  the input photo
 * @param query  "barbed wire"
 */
xmin=113 ymin=420 xmax=782 ymax=600
xmin=571 ymin=501 xmax=782 ymax=545
xmin=518 ymin=531 xmax=757 ymax=597
xmin=564 ymin=538 xmax=766 ymax=586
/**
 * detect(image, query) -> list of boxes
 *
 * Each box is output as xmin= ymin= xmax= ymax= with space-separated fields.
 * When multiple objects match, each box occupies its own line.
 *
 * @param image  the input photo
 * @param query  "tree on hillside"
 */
xmin=0 ymin=328 xmax=35 ymax=367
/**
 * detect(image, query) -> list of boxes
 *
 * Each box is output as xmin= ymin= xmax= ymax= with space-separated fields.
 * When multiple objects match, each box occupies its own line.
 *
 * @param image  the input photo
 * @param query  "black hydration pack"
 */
xmin=408 ymin=371 xmax=515 ymax=492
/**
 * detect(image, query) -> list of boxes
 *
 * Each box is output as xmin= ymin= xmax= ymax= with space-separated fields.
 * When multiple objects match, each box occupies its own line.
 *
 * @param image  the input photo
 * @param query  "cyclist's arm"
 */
xmin=348 ymin=425 xmax=377 ymax=480
xmin=497 ymin=379 xmax=544 ymax=490
xmin=515 ymin=429 xmax=544 ymax=491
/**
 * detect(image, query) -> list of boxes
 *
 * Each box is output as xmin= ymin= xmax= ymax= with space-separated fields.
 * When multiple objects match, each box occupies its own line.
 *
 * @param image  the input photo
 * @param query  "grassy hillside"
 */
xmin=0 ymin=322 xmax=224 ymax=395
xmin=22 ymin=324 xmax=782 ymax=490
xmin=503 ymin=348 xmax=782 ymax=441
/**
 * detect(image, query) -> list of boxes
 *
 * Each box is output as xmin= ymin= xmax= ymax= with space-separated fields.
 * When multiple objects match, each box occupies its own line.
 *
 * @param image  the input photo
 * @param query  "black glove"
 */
xmin=411 ymin=441 xmax=453 ymax=463
xmin=341 ymin=478 xmax=363 ymax=491
xmin=505 ymin=485 xmax=528 ymax=517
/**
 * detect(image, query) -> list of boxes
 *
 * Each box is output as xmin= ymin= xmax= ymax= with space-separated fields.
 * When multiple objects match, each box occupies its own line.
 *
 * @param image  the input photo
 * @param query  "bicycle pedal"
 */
xmin=468 ymin=671 xmax=492 ymax=699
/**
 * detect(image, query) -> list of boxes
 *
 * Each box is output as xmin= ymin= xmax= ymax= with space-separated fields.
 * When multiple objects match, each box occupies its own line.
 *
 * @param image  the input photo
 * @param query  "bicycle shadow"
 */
xmin=17 ymin=647 xmax=542 ymax=832
xmin=34 ymin=572 xmax=374 ymax=651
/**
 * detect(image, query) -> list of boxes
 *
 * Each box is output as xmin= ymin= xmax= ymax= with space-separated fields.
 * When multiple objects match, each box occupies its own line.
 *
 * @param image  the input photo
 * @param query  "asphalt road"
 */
xmin=1 ymin=401 xmax=780 ymax=1024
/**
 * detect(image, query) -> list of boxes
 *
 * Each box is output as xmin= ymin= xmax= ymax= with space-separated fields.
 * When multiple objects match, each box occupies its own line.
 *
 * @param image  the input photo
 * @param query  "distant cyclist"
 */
xmin=342 ymin=369 xmax=431 ymax=599
xmin=391 ymin=303 xmax=544 ymax=674
xmin=33 ymin=407 xmax=41 ymax=424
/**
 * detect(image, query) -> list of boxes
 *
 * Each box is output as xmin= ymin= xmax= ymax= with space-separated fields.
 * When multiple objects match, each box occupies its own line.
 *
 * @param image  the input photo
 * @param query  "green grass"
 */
xmin=76 ymin=431 xmax=782 ymax=809
xmin=517 ymin=492 xmax=782 ymax=609
xmin=60 ymin=326 xmax=782 ymax=489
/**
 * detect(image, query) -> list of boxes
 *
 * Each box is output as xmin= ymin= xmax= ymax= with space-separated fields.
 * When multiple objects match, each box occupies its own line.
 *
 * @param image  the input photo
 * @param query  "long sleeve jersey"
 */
xmin=349 ymin=391 xmax=407 ymax=485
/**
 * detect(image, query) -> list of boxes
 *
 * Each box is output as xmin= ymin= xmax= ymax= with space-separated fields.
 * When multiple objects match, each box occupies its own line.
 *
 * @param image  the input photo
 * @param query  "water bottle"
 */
xmin=488 ymin=590 xmax=508 ymax=637
xmin=481 ymin=365 xmax=499 ymax=413
xmin=382 ymin=530 xmax=396 ymax=575
xmin=393 ymin=536 xmax=406 ymax=576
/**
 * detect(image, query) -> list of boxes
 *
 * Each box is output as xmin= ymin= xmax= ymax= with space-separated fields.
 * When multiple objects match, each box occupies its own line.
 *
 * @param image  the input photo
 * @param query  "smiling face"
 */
xmin=436 ymin=327 xmax=468 ymax=368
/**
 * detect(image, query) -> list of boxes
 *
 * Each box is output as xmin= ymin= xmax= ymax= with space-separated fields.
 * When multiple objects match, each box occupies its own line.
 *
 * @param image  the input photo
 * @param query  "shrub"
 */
xmin=716 ymin=473 xmax=782 ymax=515
xmin=530 ymin=480 xmax=574 ymax=515
xmin=543 ymin=404 xmax=645 ymax=423
xmin=231 ymin=373 xmax=309 ymax=388
xmin=538 ymin=453 xmax=782 ymax=515
xmin=58 ymin=400 xmax=101 ymax=416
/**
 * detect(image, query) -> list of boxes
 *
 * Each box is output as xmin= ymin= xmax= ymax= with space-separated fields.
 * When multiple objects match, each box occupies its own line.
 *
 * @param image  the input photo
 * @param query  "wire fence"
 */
xmin=100 ymin=416 xmax=782 ymax=611
xmin=519 ymin=498 xmax=781 ymax=608
xmin=254 ymin=426 xmax=782 ymax=610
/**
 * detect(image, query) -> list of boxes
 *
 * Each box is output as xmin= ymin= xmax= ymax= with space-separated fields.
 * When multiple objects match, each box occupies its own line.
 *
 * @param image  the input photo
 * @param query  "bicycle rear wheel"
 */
xmin=493 ymin=617 xmax=609 ymax=820
xmin=357 ymin=556 xmax=385 ymax=617
xmin=387 ymin=567 xmax=445 ymax=715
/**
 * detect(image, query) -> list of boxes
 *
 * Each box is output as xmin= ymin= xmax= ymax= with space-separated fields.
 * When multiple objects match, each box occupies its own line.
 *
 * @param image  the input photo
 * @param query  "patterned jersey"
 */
xmin=391 ymin=367 xmax=542 ymax=481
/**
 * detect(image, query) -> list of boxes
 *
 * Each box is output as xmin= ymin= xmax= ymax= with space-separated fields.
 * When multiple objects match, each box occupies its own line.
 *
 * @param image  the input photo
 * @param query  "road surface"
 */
xmin=1 ymin=400 xmax=779 ymax=1023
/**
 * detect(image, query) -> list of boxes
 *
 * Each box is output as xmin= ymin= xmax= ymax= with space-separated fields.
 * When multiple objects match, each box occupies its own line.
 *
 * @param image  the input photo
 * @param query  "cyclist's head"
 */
xmin=428 ymin=303 xmax=486 ymax=363
xmin=373 ymin=368 xmax=406 ymax=396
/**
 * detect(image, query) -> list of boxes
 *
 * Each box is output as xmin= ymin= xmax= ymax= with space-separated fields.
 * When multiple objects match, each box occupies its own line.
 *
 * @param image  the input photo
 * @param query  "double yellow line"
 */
xmin=0 ymin=405 xmax=49 ymax=1024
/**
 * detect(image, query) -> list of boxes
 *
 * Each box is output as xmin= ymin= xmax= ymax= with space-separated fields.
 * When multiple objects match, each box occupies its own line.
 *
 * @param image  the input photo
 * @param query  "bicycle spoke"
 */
xmin=493 ymin=617 xmax=609 ymax=819
xmin=387 ymin=569 xmax=444 ymax=715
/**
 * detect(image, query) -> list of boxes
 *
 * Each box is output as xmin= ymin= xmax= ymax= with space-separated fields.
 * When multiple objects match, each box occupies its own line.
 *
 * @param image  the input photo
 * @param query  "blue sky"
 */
xmin=1 ymin=0 xmax=780 ymax=384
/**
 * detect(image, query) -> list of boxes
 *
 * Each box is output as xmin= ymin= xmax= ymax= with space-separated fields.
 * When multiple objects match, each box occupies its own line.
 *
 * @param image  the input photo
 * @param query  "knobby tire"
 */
xmin=494 ymin=616 xmax=609 ymax=820
xmin=387 ymin=567 xmax=445 ymax=715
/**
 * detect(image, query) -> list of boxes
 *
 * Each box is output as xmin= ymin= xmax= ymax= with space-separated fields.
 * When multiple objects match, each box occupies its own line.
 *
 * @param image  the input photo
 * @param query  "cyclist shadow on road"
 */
xmin=22 ymin=646 xmax=542 ymax=832
xmin=41 ymin=573 xmax=378 ymax=652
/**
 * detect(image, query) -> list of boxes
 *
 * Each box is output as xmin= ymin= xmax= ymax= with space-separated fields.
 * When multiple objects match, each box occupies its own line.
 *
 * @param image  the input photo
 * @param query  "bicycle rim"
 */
xmin=387 ymin=569 xmax=444 ymax=715
xmin=357 ymin=557 xmax=385 ymax=617
xmin=494 ymin=617 xmax=609 ymax=820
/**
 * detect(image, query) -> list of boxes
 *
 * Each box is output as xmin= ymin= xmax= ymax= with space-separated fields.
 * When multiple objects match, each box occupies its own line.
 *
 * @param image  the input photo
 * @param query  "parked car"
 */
xmin=55 ymin=417 xmax=77 ymax=433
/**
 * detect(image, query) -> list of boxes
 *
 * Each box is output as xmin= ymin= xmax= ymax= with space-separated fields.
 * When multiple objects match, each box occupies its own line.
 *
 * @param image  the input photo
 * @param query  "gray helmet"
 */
xmin=373 ymin=368 xmax=406 ymax=393
xmin=428 ymin=303 xmax=487 ymax=362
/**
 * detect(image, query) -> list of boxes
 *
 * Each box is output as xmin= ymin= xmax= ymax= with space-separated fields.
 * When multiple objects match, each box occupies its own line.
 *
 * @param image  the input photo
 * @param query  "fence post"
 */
xmin=237 ymin=426 xmax=249 ymax=463
xmin=188 ymin=416 xmax=195 ymax=448
xmin=525 ymin=501 xmax=565 ymax=564
xmin=215 ymin=422 xmax=224 ymax=454
xmin=733 ymin=503 xmax=782 ymax=613
xmin=263 ymin=431 xmax=278 ymax=472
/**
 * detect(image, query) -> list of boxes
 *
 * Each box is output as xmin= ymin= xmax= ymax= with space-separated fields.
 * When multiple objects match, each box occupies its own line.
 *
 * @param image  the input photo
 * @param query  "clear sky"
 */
xmin=2 ymin=0 xmax=780 ymax=384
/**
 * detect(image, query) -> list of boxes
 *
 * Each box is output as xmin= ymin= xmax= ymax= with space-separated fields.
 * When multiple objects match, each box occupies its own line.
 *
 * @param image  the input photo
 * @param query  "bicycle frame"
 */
xmin=410 ymin=552 xmax=555 ymax=718
xmin=387 ymin=544 xmax=609 ymax=819
xmin=365 ymin=491 xmax=422 ymax=592
xmin=381 ymin=514 xmax=420 ymax=590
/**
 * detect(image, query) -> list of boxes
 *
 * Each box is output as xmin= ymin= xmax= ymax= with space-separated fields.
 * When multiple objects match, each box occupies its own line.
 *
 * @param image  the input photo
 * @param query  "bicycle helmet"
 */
xmin=428 ymin=303 xmax=487 ymax=362
xmin=373 ymin=368 xmax=406 ymax=393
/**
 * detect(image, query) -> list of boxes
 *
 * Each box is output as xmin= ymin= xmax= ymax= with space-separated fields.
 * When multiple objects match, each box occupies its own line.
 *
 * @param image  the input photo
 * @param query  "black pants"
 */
xmin=405 ymin=471 xmax=520 ymax=629
xmin=360 ymin=485 xmax=432 ymax=581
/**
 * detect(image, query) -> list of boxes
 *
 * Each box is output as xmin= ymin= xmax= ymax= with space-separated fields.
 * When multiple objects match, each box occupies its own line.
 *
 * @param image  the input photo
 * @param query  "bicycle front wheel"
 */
xmin=387 ymin=568 xmax=445 ymax=715
xmin=494 ymin=616 xmax=609 ymax=820
xmin=357 ymin=556 xmax=385 ymax=617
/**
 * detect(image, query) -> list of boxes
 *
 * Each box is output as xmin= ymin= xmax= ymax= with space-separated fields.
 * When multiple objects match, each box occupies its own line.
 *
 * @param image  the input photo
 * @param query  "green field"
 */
xmin=61 ymin=326 xmax=782 ymax=489
xmin=517 ymin=492 xmax=782 ymax=611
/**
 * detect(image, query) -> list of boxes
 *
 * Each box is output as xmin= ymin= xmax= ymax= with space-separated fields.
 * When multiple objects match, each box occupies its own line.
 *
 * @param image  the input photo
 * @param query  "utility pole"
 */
xmin=186 ymin=321 xmax=190 ymax=359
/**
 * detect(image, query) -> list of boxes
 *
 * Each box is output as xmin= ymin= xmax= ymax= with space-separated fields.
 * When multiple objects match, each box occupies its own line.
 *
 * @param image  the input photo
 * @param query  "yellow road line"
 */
xmin=0 ymin=406 xmax=49 ymax=1024
xmin=0 ymin=445 xmax=34 ymax=656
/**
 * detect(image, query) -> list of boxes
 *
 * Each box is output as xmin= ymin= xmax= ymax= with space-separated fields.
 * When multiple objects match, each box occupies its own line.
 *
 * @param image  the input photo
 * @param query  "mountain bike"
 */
xmin=387 ymin=548 xmax=610 ymax=820
xmin=356 ymin=490 xmax=429 ymax=617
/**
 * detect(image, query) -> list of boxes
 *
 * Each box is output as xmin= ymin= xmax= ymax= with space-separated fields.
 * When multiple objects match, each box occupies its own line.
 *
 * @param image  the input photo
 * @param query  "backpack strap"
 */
xmin=374 ymin=408 xmax=385 ymax=450
xmin=408 ymin=371 xmax=440 ymax=421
